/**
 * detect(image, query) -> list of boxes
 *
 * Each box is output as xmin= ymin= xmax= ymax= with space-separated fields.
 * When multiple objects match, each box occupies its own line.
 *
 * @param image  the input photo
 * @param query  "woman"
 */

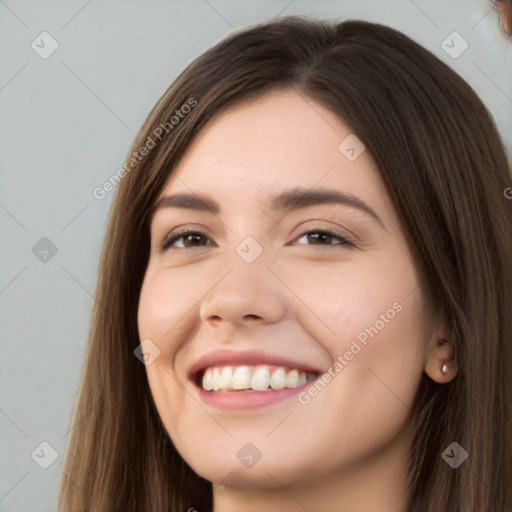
xmin=58 ymin=16 xmax=512 ymax=512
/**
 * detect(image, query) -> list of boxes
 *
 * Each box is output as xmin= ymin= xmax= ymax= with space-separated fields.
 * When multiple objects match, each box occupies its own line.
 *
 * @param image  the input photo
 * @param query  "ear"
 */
xmin=424 ymin=318 xmax=458 ymax=383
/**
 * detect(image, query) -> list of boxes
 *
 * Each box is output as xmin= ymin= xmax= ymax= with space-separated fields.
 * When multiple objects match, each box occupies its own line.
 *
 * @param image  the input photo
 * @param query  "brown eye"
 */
xmin=295 ymin=230 xmax=354 ymax=247
xmin=162 ymin=230 xmax=212 ymax=250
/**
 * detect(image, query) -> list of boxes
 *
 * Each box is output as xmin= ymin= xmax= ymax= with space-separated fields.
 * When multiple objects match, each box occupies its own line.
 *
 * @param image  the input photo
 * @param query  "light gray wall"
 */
xmin=1 ymin=1 xmax=510 ymax=510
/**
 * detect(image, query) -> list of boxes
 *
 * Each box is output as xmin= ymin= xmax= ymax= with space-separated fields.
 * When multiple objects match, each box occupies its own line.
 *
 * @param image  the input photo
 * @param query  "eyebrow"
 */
xmin=153 ymin=187 xmax=385 ymax=229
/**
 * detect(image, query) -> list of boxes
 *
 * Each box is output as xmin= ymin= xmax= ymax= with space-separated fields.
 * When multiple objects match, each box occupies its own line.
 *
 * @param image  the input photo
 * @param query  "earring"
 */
xmin=441 ymin=363 xmax=449 ymax=375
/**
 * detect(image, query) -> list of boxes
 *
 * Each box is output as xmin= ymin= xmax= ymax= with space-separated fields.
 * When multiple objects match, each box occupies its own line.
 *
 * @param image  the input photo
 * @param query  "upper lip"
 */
xmin=188 ymin=348 xmax=322 ymax=383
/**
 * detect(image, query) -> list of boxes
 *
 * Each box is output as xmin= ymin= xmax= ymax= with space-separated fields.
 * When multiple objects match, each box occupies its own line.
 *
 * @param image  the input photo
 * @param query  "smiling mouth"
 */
xmin=195 ymin=364 xmax=318 ymax=392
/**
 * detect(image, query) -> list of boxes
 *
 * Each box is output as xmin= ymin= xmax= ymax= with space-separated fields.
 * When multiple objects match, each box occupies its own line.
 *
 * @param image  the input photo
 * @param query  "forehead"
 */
xmin=157 ymin=91 xmax=389 ymax=217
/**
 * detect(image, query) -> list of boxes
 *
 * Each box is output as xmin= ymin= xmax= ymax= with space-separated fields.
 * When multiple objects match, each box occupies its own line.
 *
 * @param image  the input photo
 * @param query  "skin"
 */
xmin=137 ymin=90 xmax=457 ymax=512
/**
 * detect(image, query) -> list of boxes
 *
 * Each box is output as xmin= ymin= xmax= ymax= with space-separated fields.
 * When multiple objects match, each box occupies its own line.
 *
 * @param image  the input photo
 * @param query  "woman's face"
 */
xmin=138 ymin=90 xmax=436 ymax=489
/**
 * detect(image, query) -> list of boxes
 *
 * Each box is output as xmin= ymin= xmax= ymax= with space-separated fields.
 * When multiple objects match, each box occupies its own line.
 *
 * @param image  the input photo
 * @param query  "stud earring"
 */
xmin=441 ymin=363 xmax=449 ymax=375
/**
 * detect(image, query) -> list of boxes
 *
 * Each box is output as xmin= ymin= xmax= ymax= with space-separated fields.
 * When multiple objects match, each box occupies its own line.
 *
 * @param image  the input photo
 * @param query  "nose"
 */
xmin=199 ymin=256 xmax=286 ymax=328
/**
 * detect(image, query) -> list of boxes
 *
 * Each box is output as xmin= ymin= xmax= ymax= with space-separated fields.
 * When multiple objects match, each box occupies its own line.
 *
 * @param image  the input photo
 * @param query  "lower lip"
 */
xmin=196 ymin=378 xmax=318 ymax=409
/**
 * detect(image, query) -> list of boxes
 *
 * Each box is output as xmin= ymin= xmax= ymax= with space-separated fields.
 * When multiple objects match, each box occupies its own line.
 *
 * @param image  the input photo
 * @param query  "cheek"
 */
xmin=137 ymin=273 xmax=188 ymax=406
xmin=137 ymin=268 xmax=209 ymax=416
xmin=293 ymin=294 xmax=426 ymax=472
xmin=277 ymin=239 xmax=423 ymax=349
xmin=138 ymin=275 xmax=171 ymax=339
xmin=138 ymin=268 xmax=203 ymax=344
xmin=285 ymin=245 xmax=426 ymax=423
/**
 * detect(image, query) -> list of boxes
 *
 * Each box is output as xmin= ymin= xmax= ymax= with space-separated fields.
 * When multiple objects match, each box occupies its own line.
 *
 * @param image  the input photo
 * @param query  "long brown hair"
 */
xmin=58 ymin=16 xmax=512 ymax=511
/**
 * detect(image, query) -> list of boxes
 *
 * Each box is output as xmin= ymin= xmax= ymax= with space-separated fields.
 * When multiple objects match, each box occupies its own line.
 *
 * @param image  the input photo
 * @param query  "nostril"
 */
xmin=243 ymin=314 xmax=261 ymax=320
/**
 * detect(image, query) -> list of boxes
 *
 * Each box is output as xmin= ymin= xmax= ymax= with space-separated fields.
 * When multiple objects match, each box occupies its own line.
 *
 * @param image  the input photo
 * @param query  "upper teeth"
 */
xmin=201 ymin=365 xmax=316 ymax=392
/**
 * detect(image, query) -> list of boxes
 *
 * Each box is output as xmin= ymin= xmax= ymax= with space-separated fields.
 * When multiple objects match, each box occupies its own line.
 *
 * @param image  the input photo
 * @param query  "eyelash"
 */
xmin=161 ymin=228 xmax=356 ymax=251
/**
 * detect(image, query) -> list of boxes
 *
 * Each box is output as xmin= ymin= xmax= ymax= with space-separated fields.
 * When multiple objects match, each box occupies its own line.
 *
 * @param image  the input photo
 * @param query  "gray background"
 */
xmin=1 ymin=1 xmax=511 ymax=510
